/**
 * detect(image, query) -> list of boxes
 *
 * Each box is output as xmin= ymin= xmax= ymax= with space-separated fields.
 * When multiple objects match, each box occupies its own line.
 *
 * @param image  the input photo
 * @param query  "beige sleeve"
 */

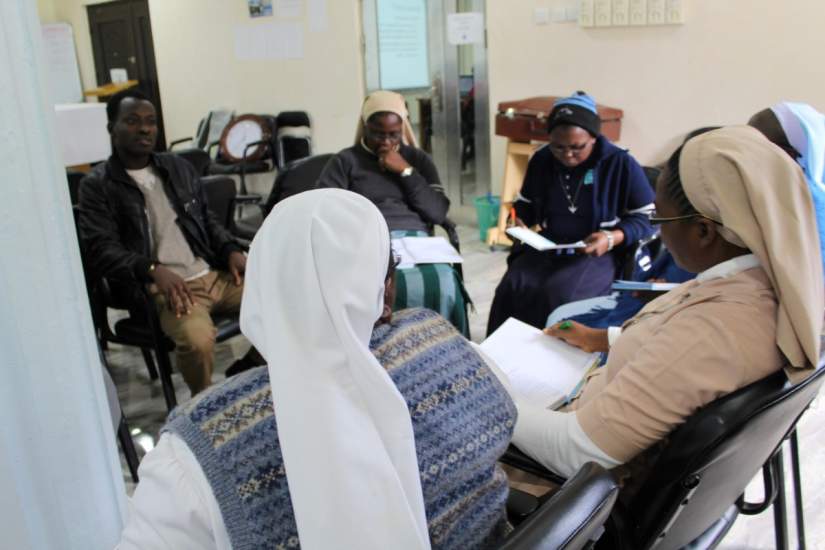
xmin=575 ymin=303 xmax=769 ymax=463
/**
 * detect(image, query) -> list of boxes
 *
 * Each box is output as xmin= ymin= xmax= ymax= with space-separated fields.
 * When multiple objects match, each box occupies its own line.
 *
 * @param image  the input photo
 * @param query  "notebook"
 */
xmin=480 ymin=317 xmax=600 ymax=410
xmin=612 ymin=280 xmax=680 ymax=292
xmin=391 ymin=236 xmax=463 ymax=269
xmin=505 ymin=226 xmax=586 ymax=251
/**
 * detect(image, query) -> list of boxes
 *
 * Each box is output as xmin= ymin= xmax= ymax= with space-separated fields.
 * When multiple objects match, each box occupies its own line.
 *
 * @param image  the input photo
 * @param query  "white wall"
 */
xmin=44 ymin=0 xmax=365 ymax=155
xmin=486 ymin=0 xmax=825 ymax=184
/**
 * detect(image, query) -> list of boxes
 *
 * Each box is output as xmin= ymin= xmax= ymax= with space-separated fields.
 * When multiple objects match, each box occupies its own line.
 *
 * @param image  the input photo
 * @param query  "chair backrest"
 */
xmin=67 ymin=170 xmax=86 ymax=206
xmin=262 ymin=153 xmax=333 ymax=217
xmin=173 ymin=148 xmax=211 ymax=176
xmin=500 ymin=462 xmax=619 ymax=550
xmin=200 ymin=175 xmax=237 ymax=231
xmin=625 ymin=363 xmax=825 ymax=550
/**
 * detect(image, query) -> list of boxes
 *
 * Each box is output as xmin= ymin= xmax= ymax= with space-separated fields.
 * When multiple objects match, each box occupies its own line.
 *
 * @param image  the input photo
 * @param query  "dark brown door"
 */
xmin=87 ymin=0 xmax=167 ymax=149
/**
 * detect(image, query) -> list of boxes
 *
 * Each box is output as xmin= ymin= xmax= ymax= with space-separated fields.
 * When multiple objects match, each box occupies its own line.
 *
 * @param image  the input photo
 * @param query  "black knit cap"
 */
xmin=546 ymin=91 xmax=601 ymax=137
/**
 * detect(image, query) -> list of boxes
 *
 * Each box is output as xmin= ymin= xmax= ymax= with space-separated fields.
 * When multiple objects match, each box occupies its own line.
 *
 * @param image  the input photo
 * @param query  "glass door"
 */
xmin=361 ymin=0 xmax=490 ymax=218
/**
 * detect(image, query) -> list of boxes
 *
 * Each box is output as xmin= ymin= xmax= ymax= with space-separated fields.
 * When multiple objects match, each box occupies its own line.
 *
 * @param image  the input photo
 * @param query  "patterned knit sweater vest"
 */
xmin=164 ymin=308 xmax=517 ymax=549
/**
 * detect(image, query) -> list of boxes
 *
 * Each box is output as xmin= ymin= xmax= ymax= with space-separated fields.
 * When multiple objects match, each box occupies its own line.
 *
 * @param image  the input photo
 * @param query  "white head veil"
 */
xmin=240 ymin=189 xmax=430 ymax=549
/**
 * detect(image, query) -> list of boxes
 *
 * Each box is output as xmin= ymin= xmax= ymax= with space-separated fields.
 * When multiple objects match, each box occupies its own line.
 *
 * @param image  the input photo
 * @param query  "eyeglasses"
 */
xmin=648 ymin=213 xmax=721 ymax=225
xmin=549 ymin=142 xmax=593 ymax=156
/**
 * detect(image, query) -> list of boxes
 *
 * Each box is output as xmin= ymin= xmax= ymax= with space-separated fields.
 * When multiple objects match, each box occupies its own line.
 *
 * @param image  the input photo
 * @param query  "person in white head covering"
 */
xmin=506 ymin=126 xmax=823 ymax=494
xmin=117 ymin=189 xmax=516 ymax=550
xmin=749 ymin=101 xmax=825 ymax=277
xmin=317 ymin=90 xmax=449 ymax=232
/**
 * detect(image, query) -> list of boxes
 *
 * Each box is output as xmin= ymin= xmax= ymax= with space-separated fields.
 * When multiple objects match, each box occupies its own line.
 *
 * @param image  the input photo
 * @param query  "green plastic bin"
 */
xmin=473 ymin=195 xmax=501 ymax=242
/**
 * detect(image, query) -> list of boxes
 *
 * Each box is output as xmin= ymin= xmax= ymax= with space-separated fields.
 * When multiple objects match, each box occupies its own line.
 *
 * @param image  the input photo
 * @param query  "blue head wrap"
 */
xmin=771 ymin=102 xmax=825 ymax=277
xmin=548 ymin=91 xmax=601 ymax=136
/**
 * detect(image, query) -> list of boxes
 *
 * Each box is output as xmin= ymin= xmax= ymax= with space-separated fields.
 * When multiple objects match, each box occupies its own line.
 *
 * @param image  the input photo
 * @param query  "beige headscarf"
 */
xmin=680 ymin=126 xmax=824 ymax=377
xmin=355 ymin=90 xmax=419 ymax=148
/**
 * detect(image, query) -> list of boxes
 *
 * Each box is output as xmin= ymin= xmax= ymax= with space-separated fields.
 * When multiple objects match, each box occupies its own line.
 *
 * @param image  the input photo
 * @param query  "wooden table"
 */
xmin=83 ymin=80 xmax=139 ymax=100
xmin=486 ymin=140 xmax=541 ymax=247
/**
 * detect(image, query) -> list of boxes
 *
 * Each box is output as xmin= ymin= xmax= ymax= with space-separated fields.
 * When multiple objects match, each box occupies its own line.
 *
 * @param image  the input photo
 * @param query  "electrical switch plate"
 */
xmin=579 ymin=0 xmax=595 ymax=27
xmin=629 ymin=0 xmax=647 ymax=25
xmin=666 ymin=0 xmax=685 ymax=23
xmin=594 ymin=0 xmax=612 ymax=26
xmin=612 ymin=0 xmax=629 ymax=25
xmin=647 ymin=0 xmax=665 ymax=24
xmin=534 ymin=7 xmax=550 ymax=25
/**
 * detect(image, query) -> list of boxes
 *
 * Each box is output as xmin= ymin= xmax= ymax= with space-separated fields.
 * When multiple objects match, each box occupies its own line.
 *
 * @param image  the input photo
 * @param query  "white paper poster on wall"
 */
xmin=276 ymin=0 xmax=302 ymax=18
xmin=308 ymin=0 xmax=328 ymax=32
xmin=234 ymin=21 xmax=304 ymax=60
xmin=447 ymin=12 xmax=484 ymax=46
xmin=40 ymin=23 xmax=83 ymax=105
xmin=377 ymin=0 xmax=429 ymax=90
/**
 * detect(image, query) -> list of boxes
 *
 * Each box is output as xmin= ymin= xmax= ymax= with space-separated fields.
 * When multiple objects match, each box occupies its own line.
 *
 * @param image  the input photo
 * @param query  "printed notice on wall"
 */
xmin=234 ymin=22 xmax=304 ymax=60
xmin=276 ymin=0 xmax=302 ymax=18
xmin=447 ymin=12 xmax=484 ymax=45
xmin=308 ymin=0 xmax=328 ymax=32
xmin=40 ymin=23 xmax=83 ymax=104
xmin=377 ymin=0 xmax=429 ymax=90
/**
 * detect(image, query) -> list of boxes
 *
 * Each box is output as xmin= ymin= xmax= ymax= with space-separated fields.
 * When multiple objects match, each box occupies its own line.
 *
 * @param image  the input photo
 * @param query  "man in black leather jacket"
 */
xmin=79 ymin=89 xmax=260 ymax=395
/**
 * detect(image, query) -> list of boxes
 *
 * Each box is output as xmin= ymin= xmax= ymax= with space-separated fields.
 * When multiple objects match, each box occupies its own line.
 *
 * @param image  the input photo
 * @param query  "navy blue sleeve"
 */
xmin=615 ymin=156 xmax=655 ymax=245
xmin=513 ymin=150 xmax=546 ymax=227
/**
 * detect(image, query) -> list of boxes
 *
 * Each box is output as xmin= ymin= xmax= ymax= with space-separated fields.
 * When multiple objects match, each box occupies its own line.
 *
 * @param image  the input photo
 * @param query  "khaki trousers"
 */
xmin=152 ymin=271 xmax=243 ymax=395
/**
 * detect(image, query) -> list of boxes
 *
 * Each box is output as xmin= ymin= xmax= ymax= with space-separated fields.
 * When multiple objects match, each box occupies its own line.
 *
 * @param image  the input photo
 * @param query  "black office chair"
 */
xmin=71 ymin=206 xmax=242 ymax=412
xmin=275 ymin=110 xmax=312 ymax=169
xmin=233 ymin=153 xmax=334 ymax=240
xmin=199 ymin=174 xmax=261 ymax=244
xmin=99 ymin=349 xmax=141 ymax=483
xmin=500 ymin=462 xmax=619 ymax=549
xmin=502 ymin=362 xmax=825 ymax=550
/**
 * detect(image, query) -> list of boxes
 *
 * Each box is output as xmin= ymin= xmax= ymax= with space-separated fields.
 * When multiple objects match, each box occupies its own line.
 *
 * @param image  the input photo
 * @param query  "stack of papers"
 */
xmin=391 ymin=236 xmax=463 ymax=269
xmin=480 ymin=318 xmax=600 ymax=410
xmin=505 ymin=227 xmax=586 ymax=251
xmin=612 ymin=280 xmax=680 ymax=292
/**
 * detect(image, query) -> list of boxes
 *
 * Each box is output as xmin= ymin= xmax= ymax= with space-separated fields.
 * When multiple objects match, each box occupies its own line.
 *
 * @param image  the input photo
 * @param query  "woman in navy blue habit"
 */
xmin=487 ymin=92 xmax=655 ymax=334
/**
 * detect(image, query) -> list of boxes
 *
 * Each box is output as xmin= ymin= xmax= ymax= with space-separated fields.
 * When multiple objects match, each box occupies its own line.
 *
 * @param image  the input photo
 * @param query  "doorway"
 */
xmin=87 ymin=0 xmax=166 ymax=149
xmin=361 ymin=0 xmax=491 ymax=222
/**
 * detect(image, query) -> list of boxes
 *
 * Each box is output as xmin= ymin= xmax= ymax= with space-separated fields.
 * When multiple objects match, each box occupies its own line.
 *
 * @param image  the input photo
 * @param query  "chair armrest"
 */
xmin=500 ymin=445 xmax=568 ymax=486
xmin=498 ymin=462 xmax=619 ymax=550
xmin=169 ymin=137 xmax=193 ymax=150
xmin=234 ymin=193 xmax=263 ymax=205
xmin=439 ymin=217 xmax=461 ymax=253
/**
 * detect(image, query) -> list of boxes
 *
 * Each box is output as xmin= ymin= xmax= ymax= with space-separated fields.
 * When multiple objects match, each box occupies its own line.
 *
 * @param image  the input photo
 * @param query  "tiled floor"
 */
xmin=108 ymin=223 xmax=824 ymax=548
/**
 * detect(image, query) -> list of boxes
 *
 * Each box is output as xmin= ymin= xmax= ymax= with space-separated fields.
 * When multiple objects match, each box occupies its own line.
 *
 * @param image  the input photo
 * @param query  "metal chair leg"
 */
xmin=140 ymin=347 xmax=159 ymax=380
xmin=789 ymin=430 xmax=807 ymax=549
xmin=117 ymin=417 xmax=140 ymax=483
xmin=772 ymin=450 xmax=790 ymax=550
xmin=154 ymin=348 xmax=178 ymax=412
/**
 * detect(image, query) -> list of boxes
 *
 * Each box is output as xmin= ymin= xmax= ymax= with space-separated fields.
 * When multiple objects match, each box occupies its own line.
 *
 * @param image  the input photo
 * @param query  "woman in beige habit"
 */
xmin=509 ymin=126 xmax=824 ymax=484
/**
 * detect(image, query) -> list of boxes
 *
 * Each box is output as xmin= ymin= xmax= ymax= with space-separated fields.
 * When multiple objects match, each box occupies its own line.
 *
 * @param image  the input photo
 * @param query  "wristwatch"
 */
xmin=600 ymin=230 xmax=615 ymax=251
xmin=400 ymin=166 xmax=414 ymax=178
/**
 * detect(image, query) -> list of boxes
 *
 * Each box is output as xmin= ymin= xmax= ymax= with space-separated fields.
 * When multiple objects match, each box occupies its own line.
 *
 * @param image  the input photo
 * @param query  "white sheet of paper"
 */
xmin=391 ymin=237 xmax=463 ymax=269
xmin=40 ymin=23 xmax=83 ymax=104
xmin=447 ymin=12 xmax=485 ymax=45
xmin=275 ymin=0 xmax=302 ymax=18
xmin=480 ymin=318 xmax=599 ymax=410
xmin=612 ymin=280 xmax=680 ymax=292
xmin=54 ymin=103 xmax=111 ymax=166
xmin=506 ymin=226 xmax=586 ymax=251
xmin=307 ymin=0 xmax=328 ymax=31
xmin=235 ymin=22 xmax=304 ymax=60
